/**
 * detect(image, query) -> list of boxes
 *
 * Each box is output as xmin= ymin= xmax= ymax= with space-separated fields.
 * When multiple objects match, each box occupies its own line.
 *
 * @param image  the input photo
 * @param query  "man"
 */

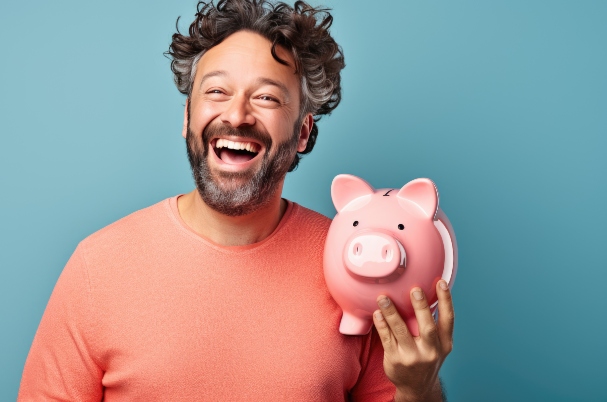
xmin=19 ymin=1 xmax=454 ymax=401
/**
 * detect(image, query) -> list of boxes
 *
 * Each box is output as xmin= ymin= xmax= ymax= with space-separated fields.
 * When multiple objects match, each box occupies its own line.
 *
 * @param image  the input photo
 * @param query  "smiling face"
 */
xmin=184 ymin=30 xmax=313 ymax=216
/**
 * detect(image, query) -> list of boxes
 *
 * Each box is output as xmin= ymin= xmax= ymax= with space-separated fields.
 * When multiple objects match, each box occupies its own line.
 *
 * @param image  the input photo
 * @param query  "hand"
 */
xmin=372 ymin=280 xmax=454 ymax=402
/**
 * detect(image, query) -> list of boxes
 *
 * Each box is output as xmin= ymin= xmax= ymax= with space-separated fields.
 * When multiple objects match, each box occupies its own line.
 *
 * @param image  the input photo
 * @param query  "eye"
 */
xmin=258 ymin=95 xmax=279 ymax=103
xmin=204 ymin=89 xmax=229 ymax=101
xmin=398 ymin=224 xmax=404 ymax=230
xmin=206 ymin=89 xmax=225 ymax=94
xmin=353 ymin=221 xmax=359 ymax=227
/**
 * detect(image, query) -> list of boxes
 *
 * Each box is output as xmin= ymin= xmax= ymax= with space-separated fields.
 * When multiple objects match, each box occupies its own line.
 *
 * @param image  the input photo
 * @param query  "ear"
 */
xmin=182 ymin=98 xmax=189 ymax=139
xmin=331 ymin=174 xmax=375 ymax=212
xmin=396 ymin=178 xmax=439 ymax=219
xmin=297 ymin=113 xmax=314 ymax=152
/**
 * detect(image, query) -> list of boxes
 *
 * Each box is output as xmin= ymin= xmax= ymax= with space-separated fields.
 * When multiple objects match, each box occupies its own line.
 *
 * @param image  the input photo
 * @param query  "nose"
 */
xmin=220 ymin=93 xmax=256 ymax=128
xmin=343 ymin=230 xmax=406 ymax=279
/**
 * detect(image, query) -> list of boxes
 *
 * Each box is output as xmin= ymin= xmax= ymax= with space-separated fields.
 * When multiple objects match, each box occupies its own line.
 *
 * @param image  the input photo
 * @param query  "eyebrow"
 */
xmin=198 ymin=70 xmax=227 ymax=89
xmin=253 ymin=77 xmax=291 ymax=102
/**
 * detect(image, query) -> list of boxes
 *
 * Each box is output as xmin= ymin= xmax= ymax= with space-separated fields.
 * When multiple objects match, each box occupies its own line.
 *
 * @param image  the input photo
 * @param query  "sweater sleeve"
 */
xmin=349 ymin=327 xmax=397 ymax=402
xmin=18 ymin=244 xmax=104 ymax=401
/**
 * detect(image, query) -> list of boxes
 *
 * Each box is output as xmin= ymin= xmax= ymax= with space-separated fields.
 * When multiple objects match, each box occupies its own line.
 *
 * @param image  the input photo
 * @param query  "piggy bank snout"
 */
xmin=343 ymin=230 xmax=406 ymax=279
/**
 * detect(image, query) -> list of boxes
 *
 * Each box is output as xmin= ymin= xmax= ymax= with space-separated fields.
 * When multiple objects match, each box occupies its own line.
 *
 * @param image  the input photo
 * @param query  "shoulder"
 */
xmin=285 ymin=202 xmax=333 ymax=243
xmin=291 ymin=202 xmax=332 ymax=229
xmin=78 ymin=197 xmax=172 ymax=257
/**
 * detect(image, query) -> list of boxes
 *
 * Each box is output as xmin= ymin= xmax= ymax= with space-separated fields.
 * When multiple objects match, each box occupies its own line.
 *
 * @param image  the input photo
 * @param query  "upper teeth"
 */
xmin=215 ymin=139 xmax=260 ymax=153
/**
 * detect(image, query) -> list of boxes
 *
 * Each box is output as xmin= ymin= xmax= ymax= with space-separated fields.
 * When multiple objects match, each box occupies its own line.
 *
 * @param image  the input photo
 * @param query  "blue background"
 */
xmin=1 ymin=1 xmax=606 ymax=400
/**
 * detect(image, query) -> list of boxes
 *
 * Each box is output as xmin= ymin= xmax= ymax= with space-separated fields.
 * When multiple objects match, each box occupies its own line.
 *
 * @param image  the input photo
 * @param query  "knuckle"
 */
xmin=380 ymin=334 xmax=392 ymax=347
xmin=443 ymin=341 xmax=454 ymax=354
xmin=394 ymin=352 xmax=417 ymax=367
xmin=422 ymin=324 xmax=439 ymax=339
xmin=424 ymin=350 xmax=440 ymax=363
xmin=393 ymin=323 xmax=409 ymax=338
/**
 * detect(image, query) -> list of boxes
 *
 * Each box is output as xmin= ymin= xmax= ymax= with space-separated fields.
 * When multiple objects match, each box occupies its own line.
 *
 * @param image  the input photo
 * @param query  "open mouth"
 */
xmin=212 ymin=138 xmax=262 ymax=165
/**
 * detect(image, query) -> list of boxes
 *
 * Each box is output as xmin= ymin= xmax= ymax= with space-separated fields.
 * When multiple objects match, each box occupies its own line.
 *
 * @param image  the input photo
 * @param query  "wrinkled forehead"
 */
xmin=195 ymin=30 xmax=300 ymax=92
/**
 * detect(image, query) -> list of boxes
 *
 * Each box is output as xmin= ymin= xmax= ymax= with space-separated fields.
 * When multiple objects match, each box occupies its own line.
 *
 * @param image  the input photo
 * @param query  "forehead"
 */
xmin=195 ymin=30 xmax=299 ymax=91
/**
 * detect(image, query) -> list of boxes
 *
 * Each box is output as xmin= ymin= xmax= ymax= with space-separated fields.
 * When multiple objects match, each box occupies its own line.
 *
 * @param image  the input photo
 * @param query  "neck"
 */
xmin=177 ymin=184 xmax=288 ymax=247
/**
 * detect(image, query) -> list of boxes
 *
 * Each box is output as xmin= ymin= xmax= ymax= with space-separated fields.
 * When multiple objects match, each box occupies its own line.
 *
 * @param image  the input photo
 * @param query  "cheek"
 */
xmin=189 ymin=101 xmax=223 ymax=132
xmin=268 ymin=112 xmax=298 ymax=141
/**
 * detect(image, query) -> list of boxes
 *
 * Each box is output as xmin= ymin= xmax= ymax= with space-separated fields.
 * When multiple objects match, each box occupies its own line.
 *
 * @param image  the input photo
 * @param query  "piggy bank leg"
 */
xmin=339 ymin=311 xmax=372 ymax=335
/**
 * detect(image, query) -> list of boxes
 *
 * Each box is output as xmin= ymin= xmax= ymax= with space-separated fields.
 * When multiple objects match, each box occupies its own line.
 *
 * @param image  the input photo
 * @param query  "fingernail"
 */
xmin=378 ymin=297 xmax=390 ymax=308
xmin=374 ymin=311 xmax=384 ymax=321
xmin=413 ymin=290 xmax=423 ymax=300
xmin=439 ymin=280 xmax=448 ymax=290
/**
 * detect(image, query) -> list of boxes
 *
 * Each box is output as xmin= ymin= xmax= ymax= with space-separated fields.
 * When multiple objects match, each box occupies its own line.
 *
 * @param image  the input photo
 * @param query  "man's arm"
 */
xmin=18 ymin=245 xmax=103 ymax=401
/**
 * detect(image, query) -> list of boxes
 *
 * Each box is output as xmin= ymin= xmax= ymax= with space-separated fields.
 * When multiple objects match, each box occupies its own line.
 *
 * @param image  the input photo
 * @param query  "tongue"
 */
xmin=218 ymin=148 xmax=255 ymax=164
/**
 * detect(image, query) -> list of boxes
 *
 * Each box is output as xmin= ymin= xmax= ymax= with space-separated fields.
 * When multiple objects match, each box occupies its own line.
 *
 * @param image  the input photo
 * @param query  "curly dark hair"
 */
xmin=166 ymin=0 xmax=345 ymax=171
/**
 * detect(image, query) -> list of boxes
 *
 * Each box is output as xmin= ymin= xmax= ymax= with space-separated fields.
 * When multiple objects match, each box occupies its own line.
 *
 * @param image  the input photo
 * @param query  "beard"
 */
xmin=185 ymin=117 xmax=301 ymax=217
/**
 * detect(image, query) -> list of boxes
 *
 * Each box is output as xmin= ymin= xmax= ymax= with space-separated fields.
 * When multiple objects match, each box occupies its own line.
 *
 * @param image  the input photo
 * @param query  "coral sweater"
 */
xmin=18 ymin=196 xmax=395 ymax=401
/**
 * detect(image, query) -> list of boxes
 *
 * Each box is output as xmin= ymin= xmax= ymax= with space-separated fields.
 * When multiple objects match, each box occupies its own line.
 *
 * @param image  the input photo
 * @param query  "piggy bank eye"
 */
xmin=353 ymin=221 xmax=359 ymax=227
xmin=398 ymin=224 xmax=405 ymax=230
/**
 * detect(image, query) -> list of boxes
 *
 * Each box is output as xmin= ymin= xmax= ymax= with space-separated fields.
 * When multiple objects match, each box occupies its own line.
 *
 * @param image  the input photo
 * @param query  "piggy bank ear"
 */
xmin=396 ymin=178 xmax=439 ymax=219
xmin=331 ymin=174 xmax=375 ymax=212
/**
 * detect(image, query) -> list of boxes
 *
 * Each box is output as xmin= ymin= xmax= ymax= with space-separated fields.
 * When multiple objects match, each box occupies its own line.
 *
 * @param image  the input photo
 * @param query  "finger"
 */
xmin=410 ymin=288 xmax=440 ymax=348
xmin=436 ymin=280 xmax=455 ymax=355
xmin=372 ymin=309 xmax=396 ymax=354
xmin=376 ymin=295 xmax=415 ymax=348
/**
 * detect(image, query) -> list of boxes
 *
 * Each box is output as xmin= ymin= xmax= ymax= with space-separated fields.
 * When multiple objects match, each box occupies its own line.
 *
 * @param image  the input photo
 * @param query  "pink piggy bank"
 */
xmin=324 ymin=174 xmax=457 ymax=336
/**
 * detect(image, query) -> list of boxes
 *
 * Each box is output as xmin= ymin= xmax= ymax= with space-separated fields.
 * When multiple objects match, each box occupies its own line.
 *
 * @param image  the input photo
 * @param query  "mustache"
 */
xmin=202 ymin=123 xmax=272 ymax=154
